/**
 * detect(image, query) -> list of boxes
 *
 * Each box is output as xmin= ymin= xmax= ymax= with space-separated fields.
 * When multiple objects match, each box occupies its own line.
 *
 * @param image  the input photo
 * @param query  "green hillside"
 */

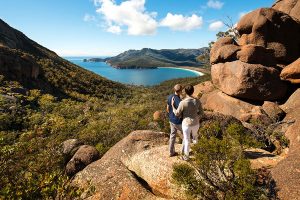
xmin=0 ymin=18 xmax=210 ymax=199
xmin=101 ymin=47 xmax=209 ymax=68
xmin=0 ymin=19 xmax=130 ymax=100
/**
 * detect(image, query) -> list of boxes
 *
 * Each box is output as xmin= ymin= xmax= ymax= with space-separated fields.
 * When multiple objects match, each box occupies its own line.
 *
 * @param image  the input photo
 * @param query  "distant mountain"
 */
xmin=87 ymin=48 xmax=209 ymax=68
xmin=0 ymin=19 xmax=129 ymax=99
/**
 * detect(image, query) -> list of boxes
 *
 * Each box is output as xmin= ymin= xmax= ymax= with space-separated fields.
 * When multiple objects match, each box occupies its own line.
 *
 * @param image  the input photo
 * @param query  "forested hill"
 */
xmin=99 ymin=47 xmax=209 ymax=68
xmin=0 ymin=19 xmax=130 ymax=99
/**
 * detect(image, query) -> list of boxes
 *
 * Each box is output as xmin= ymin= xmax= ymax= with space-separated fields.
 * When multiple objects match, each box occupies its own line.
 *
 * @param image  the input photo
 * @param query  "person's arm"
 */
xmin=172 ymin=97 xmax=183 ymax=117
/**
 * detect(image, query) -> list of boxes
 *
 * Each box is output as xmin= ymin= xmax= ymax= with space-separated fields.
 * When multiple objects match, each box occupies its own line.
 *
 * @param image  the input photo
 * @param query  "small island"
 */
xmin=83 ymin=58 xmax=107 ymax=62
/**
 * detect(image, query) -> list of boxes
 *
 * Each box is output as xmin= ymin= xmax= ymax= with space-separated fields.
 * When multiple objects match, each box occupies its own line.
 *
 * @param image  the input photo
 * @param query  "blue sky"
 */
xmin=0 ymin=0 xmax=274 ymax=56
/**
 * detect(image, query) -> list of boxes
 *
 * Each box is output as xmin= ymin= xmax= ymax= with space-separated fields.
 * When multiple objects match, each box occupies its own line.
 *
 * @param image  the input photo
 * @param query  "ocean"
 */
xmin=66 ymin=57 xmax=202 ymax=86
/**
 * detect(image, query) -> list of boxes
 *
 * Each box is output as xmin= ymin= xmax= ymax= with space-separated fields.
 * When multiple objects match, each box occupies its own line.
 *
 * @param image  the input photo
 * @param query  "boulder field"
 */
xmin=71 ymin=130 xmax=187 ymax=200
xmin=203 ymin=0 xmax=300 ymax=198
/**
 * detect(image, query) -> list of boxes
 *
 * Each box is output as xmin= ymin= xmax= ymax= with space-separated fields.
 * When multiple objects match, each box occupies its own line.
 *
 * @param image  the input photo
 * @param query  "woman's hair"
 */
xmin=184 ymin=84 xmax=194 ymax=96
xmin=173 ymin=84 xmax=182 ymax=93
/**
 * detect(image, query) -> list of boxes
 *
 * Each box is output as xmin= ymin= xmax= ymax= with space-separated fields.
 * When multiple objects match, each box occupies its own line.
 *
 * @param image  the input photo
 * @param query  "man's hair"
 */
xmin=173 ymin=84 xmax=182 ymax=93
xmin=184 ymin=84 xmax=194 ymax=96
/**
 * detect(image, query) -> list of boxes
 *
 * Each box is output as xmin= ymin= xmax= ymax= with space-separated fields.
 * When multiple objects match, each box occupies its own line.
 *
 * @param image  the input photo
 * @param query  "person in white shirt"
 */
xmin=172 ymin=84 xmax=203 ymax=160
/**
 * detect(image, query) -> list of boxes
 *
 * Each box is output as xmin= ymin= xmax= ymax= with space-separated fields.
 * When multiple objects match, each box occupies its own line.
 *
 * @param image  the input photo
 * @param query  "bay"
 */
xmin=66 ymin=57 xmax=202 ymax=86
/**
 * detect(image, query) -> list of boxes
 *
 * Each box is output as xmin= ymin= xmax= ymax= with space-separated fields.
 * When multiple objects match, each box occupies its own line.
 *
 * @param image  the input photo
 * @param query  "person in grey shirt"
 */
xmin=167 ymin=84 xmax=183 ymax=157
xmin=172 ymin=84 xmax=203 ymax=160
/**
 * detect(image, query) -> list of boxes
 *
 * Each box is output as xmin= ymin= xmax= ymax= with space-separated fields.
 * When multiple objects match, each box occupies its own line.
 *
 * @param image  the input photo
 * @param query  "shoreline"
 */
xmin=157 ymin=67 xmax=204 ymax=76
xmin=179 ymin=66 xmax=211 ymax=75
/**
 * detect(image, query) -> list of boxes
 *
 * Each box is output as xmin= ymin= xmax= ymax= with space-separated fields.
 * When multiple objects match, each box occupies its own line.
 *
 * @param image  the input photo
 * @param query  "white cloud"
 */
xmin=209 ymin=21 xmax=224 ymax=31
xmin=94 ymin=0 xmax=157 ymax=35
xmin=207 ymin=0 xmax=224 ymax=9
xmin=160 ymin=13 xmax=203 ymax=31
xmin=107 ymin=25 xmax=122 ymax=34
xmin=83 ymin=14 xmax=96 ymax=22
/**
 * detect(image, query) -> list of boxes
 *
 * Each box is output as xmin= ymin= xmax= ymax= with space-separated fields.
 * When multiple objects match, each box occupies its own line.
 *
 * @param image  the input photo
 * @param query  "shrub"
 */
xmin=225 ymin=123 xmax=263 ymax=149
xmin=173 ymin=122 xmax=274 ymax=200
xmin=173 ymin=136 xmax=268 ymax=199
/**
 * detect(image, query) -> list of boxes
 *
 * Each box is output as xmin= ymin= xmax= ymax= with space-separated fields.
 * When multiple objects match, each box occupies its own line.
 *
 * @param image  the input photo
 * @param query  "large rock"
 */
xmin=280 ymin=57 xmax=300 ymax=84
xmin=272 ymin=0 xmax=300 ymax=22
xmin=66 ymin=145 xmax=100 ymax=176
xmin=210 ymin=37 xmax=239 ymax=65
xmin=262 ymin=101 xmax=285 ymax=122
xmin=236 ymin=44 xmax=276 ymax=66
xmin=153 ymin=111 xmax=163 ymax=121
xmin=245 ymin=148 xmax=287 ymax=170
xmin=211 ymin=60 xmax=287 ymax=101
xmin=200 ymin=89 xmax=271 ymax=124
xmin=193 ymin=81 xmax=215 ymax=98
xmin=124 ymin=145 xmax=186 ymax=199
xmin=71 ymin=130 xmax=188 ymax=200
xmin=280 ymin=88 xmax=300 ymax=115
xmin=237 ymin=8 xmax=300 ymax=64
xmin=61 ymin=139 xmax=83 ymax=160
xmin=211 ymin=44 xmax=240 ymax=65
xmin=271 ymin=89 xmax=300 ymax=200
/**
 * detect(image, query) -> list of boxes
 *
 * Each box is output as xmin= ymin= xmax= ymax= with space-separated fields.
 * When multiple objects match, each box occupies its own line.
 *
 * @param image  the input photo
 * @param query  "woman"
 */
xmin=172 ymin=84 xmax=203 ymax=160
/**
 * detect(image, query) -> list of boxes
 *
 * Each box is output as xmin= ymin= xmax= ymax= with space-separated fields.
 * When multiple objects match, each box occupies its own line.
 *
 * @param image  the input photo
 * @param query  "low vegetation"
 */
xmin=0 ymin=72 xmax=210 ymax=199
xmin=172 ymin=122 xmax=277 ymax=200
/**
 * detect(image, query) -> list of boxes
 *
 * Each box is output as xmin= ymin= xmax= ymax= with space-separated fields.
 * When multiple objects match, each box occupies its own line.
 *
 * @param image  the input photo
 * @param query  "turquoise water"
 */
xmin=66 ymin=57 xmax=202 ymax=86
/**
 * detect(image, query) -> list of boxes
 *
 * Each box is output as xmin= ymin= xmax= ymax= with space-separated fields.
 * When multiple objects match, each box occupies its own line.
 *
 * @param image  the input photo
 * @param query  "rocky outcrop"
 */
xmin=211 ymin=61 xmax=287 ymax=101
xmin=270 ymin=89 xmax=300 ymax=199
xmin=245 ymin=148 xmax=287 ymax=170
xmin=236 ymin=44 xmax=276 ymax=66
xmin=0 ymin=47 xmax=40 ymax=80
xmin=272 ymin=0 xmax=300 ymax=22
xmin=193 ymin=81 xmax=215 ymax=97
xmin=200 ymin=89 xmax=271 ymax=124
xmin=262 ymin=101 xmax=285 ymax=122
xmin=237 ymin=8 xmax=300 ymax=64
xmin=209 ymin=6 xmax=300 ymax=102
xmin=66 ymin=145 xmax=100 ymax=176
xmin=207 ymin=1 xmax=300 ymax=198
xmin=124 ymin=145 xmax=186 ymax=199
xmin=210 ymin=37 xmax=239 ymax=65
xmin=280 ymin=57 xmax=300 ymax=84
xmin=71 ymin=130 xmax=189 ymax=200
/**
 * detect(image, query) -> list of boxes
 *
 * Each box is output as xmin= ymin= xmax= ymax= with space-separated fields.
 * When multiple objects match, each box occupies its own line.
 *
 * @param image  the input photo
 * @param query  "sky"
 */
xmin=0 ymin=0 xmax=274 ymax=56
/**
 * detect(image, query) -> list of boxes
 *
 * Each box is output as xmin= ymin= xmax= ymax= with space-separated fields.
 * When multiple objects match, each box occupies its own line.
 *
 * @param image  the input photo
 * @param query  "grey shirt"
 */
xmin=172 ymin=96 xmax=203 ymax=126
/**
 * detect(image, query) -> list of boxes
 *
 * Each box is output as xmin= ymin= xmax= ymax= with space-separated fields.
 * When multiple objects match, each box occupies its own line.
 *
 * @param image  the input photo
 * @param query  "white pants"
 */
xmin=182 ymin=123 xmax=200 ymax=157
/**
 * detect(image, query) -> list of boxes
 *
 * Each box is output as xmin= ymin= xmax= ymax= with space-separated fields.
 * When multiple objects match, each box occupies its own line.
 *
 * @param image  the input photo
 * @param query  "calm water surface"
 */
xmin=66 ymin=57 xmax=202 ymax=86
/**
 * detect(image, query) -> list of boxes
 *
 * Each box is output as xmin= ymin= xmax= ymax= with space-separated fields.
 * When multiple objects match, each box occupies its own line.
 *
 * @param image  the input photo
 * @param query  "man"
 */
xmin=167 ymin=84 xmax=183 ymax=157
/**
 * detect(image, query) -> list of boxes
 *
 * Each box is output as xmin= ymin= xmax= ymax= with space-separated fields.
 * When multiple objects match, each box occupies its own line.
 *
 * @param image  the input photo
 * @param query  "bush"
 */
xmin=173 ymin=122 xmax=274 ymax=200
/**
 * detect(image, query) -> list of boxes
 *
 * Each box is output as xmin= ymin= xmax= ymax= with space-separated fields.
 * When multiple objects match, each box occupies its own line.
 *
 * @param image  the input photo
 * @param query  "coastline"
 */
xmin=157 ymin=67 xmax=204 ymax=76
xmin=80 ymin=57 xmax=211 ymax=75
xmin=158 ymin=66 xmax=210 ymax=76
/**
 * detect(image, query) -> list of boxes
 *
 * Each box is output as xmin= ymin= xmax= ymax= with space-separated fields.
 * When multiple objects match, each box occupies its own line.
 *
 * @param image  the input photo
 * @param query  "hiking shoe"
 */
xmin=180 ymin=155 xmax=189 ymax=161
xmin=169 ymin=152 xmax=178 ymax=157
